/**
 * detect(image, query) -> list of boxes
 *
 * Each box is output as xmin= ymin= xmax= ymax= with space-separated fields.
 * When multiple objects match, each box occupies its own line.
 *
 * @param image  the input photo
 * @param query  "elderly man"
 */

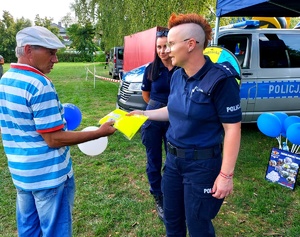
xmin=0 ymin=26 xmax=116 ymax=237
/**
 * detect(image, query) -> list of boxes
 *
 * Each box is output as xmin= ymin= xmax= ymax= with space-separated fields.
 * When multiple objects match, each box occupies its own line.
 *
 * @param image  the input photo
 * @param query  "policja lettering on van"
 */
xmin=269 ymin=84 xmax=300 ymax=94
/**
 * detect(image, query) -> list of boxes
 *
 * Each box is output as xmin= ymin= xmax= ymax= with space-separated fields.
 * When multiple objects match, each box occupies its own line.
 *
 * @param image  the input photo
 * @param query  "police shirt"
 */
xmin=141 ymin=61 xmax=176 ymax=105
xmin=166 ymin=56 xmax=242 ymax=149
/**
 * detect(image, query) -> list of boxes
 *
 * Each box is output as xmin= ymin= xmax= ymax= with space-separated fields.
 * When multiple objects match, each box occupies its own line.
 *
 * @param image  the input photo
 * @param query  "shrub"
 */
xmin=56 ymin=50 xmax=105 ymax=62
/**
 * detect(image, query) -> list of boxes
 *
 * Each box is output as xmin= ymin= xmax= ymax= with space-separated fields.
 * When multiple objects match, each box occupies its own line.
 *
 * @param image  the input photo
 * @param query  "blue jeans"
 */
xmin=16 ymin=176 xmax=75 ymax=237
xmin=162 ymin=152 xmax=223 ymax=237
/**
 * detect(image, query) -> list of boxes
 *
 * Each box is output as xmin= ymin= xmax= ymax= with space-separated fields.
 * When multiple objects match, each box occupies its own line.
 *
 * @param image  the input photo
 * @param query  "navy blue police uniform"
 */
xmin=162 ymin=56 xmax=242 ymax=236
xmin=141 ymin=61 xmax=177 ymax=197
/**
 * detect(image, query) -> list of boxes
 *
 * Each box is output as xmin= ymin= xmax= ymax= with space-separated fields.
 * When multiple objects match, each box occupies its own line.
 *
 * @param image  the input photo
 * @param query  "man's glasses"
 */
xmin=156 ymin=30 xmax=169 ymax=37
xmin=166 ymin=38 xmax=199 ymax=49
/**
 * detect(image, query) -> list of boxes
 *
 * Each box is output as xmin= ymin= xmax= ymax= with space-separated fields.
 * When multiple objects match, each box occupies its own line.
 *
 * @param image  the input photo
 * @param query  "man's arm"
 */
xmin=40 ymin=121 xmax=116 ymax=148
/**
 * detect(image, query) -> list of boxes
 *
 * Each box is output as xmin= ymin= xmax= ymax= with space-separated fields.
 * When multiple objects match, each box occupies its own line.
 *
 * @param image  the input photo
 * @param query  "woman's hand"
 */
xmin=211 ymin=174 xmax=233 ymax=199
xmin=126 ymin=110 xmax=144 ymax=116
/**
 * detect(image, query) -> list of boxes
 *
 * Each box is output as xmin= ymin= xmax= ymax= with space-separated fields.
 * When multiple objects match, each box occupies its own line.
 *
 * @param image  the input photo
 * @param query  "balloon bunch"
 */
xmin=257 ymin=112 xmax=300 ymax=153
xmin=63 ymin=103 xmax=108 ymax=156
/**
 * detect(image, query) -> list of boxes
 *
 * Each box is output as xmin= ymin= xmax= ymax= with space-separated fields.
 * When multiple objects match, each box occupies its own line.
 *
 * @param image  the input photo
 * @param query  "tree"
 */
xmin=61 ymin=13 xmax=75 ymax=28
xmin=67 ymin=22 xmax=97 ymax=61
xmin=34 ymin=15 xmax=60 ymax=36
xmin=72 ymin=0 xmax=217 ymax=51
xmin=0 ymin=11 xmax=32 ymax=63
xmin=72 ymin=0 xmax=96 ymax=25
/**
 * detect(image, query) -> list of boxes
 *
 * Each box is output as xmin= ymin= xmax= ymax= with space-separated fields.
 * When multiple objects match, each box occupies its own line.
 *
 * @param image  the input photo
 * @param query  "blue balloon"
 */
xmin=273 ymin=112 xmax=288 ymax=134
xmin=286 ymin=123 xmax=300 ymax=145
xmin=281 ymin=132 xmax=286 ymax=138
xmin=283 ymin=116 xmax=300 ymax=133
xmin=63 ymin=103 xmax=82 ymax=130
xmin=257 ymin=113 xmax=281 ymax=138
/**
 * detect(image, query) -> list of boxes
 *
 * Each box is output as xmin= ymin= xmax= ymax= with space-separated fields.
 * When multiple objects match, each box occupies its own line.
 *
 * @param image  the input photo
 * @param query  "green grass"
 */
xmin=1 ymin=62 xmax=300 ymax=237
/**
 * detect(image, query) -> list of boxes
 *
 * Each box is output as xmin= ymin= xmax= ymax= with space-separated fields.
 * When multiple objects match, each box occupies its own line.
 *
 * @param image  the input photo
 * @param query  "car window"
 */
xmin=259 ymin=33 xmax=300 ymax=68
xmin=218 ymin=34 xmax=252 ymax=69
xmin=117 ymin=49 xmax=124 ymax=60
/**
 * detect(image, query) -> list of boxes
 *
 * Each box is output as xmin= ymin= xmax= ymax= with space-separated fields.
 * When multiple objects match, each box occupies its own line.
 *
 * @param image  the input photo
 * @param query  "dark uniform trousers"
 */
xmin=162 ymin=144 xmax=224 ymax=237
xmin=141 ymin=99 xmax=169 ymax=196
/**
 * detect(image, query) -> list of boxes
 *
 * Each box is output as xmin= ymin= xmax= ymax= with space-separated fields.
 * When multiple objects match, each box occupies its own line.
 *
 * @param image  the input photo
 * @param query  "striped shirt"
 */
xmin=0 ymin=63 xmax=73 ymax=191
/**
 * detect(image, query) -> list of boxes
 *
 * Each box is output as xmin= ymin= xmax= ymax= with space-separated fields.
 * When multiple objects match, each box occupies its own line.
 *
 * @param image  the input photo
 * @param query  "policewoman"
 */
xmin=141 ymin=30 xmax=178 ymax=220
xmin=128 ymin=13 xmax=241 ymax=237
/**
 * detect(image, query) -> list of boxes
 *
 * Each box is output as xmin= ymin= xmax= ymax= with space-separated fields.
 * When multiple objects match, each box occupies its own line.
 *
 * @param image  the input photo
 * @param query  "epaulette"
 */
xmin=199 ymin=62 xmax=241 ymax=96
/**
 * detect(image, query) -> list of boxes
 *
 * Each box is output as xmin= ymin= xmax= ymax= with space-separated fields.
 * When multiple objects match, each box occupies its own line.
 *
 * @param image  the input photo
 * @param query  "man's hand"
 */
xmin=98 ymin=120 xmax=117 ymax=136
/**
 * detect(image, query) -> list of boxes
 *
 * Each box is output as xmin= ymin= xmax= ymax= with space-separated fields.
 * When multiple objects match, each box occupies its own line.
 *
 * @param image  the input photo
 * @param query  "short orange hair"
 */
xmin=168 ymin=13 xmax=212 ymax=48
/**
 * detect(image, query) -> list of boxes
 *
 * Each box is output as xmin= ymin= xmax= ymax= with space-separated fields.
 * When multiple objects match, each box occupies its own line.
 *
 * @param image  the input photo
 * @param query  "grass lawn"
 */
xmin=0 ymin=62 xmax=300 ymax=237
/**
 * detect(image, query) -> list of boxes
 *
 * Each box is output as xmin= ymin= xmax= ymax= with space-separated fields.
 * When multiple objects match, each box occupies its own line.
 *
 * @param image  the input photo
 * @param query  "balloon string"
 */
xmin=291 ymin=144 xmax=295 ymax=153
xmin=295 ymin=146 xmax=300 ymax=154
xmin=291 ymin=144 xmax=299 ymax=153
xmin=276 ymin=136 xmax=281 ymax=149
xmin=292 ymin=145 xmax=298 ymax=153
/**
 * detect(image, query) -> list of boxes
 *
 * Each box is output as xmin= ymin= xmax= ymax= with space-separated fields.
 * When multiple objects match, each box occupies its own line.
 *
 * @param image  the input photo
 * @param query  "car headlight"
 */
xmin=128 ymin=82 xmax=142 ymax=92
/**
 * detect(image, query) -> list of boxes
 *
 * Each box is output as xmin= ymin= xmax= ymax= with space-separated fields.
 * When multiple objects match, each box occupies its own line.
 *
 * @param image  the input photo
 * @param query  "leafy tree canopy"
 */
xmin=67 ymin=22 xmax=97 ymax=61
xmin=72 ymin=0 xmax=218 ymax=51
xmin=0 ymin=11 xmax=31 ymax=62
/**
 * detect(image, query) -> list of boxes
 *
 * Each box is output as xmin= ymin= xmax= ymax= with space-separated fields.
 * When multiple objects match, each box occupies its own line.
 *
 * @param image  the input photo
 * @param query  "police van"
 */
xmin=117 ymin=22 xmax=300 ymax=123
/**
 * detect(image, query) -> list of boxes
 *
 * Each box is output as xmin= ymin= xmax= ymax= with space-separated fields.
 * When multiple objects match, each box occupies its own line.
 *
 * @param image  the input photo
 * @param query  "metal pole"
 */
xmin=94 ymin=63 xmax=96 ymax=88
xmin=213 ymin=17 xmax=220 ymax=46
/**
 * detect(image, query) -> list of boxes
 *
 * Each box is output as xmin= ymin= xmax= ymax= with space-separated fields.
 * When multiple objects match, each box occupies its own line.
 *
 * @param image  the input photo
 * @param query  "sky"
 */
xmin=1 ymin=0 xmax=75 ymax=24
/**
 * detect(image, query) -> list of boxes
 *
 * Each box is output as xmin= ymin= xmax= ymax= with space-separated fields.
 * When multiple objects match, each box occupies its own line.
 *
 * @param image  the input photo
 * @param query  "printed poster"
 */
xmin=99 ymin=109 xmax=148 ymax=140
xmin=265 ymin=147 xmax=300 ymax=190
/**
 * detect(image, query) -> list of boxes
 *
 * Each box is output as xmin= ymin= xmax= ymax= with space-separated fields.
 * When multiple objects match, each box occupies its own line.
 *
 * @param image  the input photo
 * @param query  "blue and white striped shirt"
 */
xmin=0 ymin=63 xmax=73 ymax=191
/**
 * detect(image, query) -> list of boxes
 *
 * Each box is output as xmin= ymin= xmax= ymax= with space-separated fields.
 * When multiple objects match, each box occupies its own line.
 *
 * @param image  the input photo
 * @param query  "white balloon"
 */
xmin=77 ymin=126 xmax=108 ymax=156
